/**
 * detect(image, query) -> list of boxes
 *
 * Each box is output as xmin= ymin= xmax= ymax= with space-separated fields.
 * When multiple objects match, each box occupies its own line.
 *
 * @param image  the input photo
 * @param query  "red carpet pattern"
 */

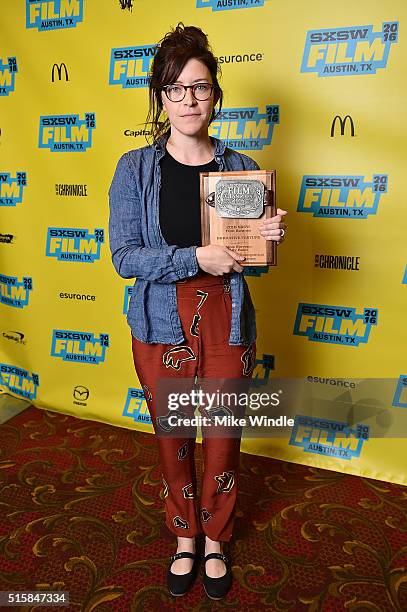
xmin=1 ymin=406 xmax=407 ymax=611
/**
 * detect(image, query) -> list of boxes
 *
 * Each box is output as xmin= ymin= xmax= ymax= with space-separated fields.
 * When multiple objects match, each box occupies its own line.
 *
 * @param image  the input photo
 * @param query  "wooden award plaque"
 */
xmin=200 ymin=169 xmax=277 ymax=266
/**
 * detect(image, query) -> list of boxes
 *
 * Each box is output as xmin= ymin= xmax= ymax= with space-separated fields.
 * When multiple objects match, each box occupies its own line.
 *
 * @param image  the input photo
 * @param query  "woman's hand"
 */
xmin=196 ymin=245 xmax=245 ymax=275
xmin=259 ymin=208 xmax=288 ymax=244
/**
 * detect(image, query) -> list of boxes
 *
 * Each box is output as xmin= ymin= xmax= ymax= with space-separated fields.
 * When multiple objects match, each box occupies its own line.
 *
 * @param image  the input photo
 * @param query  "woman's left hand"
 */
xmin=258 ymin=208 xmax=287 ymax=244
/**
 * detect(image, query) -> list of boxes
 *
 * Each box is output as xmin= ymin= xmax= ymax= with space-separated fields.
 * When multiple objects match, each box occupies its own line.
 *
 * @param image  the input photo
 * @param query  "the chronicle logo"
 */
xmin=46 ymin=227 xmax=104 ymax=263
xmin=0 ymin=363 xmax=39 ymax=400
xmin=51 ymin=330 xmax=109 ymax=364
xmin=196 ymin=0 xmax=266 ymax=11
xmin=0 ymin=275 xmax=33 ymax=308
xmin=293 ymin=303 xmax=378 ymax=346
xmin=209 ymin=105 xmax=279 ymax=150
xmin=392 ymin=375 xmax=407 ymax=408
xmin=26 ymin=0 xmax=84 ymax=31
xmin=109 ymin=46 xmax=156 ymax=89
xmin=0 ymin=172 xmax=27 ymax=207
xmin=315 ymin=254 xmax=360 ymax=271
xmin=0 ymin=57 xmax=18 ymax=96
xmin=123 ymin=388 xmax=152 ymax=424
xmin=289 ymin=415 xmax=369 ymax=460
xmin=39 ymin=113 xmax=96 ymax=152
xmin=301 ymin=22 xmax=398 ymax=77
xmin=297 ymin=174 xmax=388 ymax=218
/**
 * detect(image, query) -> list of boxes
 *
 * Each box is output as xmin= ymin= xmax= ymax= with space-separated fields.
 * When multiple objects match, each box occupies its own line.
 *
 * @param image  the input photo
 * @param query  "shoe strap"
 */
xmin=205 ymin=552 xmax=228 ymax=564
xmin=171 ymin=551 xmax=197 ymax=562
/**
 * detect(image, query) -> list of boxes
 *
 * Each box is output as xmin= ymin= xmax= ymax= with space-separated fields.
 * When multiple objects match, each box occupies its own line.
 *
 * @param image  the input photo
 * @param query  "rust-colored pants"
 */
xmin=131 ymin=271 xmax=256 ymax=541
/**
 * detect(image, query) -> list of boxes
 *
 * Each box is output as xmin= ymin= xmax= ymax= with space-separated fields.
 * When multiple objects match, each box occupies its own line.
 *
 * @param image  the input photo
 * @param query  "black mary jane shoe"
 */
xmin=166 ymin=551 xmax=200 ymax=597
xmin=203 ymin=552 xmax=232 ymax=600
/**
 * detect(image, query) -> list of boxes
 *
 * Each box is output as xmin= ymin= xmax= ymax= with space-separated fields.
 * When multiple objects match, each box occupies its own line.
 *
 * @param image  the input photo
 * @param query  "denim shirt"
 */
xmin=108 ymin=132 xmax=259 ymax=346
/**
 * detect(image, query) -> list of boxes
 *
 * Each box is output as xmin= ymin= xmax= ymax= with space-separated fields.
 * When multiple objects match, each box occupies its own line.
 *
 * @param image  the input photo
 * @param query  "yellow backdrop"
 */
xmin=1 ymin=0 xmax=406 ymax=485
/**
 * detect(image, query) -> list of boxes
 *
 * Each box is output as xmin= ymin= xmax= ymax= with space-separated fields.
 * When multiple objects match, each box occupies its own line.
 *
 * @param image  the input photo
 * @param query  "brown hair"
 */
xmin=145 ymin=23 xmax=223 ymax=143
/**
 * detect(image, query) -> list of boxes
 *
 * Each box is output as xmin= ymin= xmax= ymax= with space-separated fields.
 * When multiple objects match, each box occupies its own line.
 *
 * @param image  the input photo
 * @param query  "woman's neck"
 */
xmin=166 ymin=131 xmax=215 ymax=165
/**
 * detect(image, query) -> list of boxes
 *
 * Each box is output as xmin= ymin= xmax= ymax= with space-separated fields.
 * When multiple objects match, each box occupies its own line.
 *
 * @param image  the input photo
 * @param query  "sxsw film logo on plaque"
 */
xmin=46 ymin=228 xmax=104 ymax=263
xmin=297 ymin=174 xmax=388 ymax=218
xmin=51 ymin=330 xmax=109 ymax=364
xmin=0 ymin=275 xmax=33 ymax=309
xmin=0 ymin=57 xmax=18 ymax=96
xmin=0 ymin=363 xmax=39 ymax=401
xmin=196 ymin=0 xmax=267 ymax=11
xmin=26 ymin=0 xmax=84 ymax=31
xmin=39 ymin=113 xmax=96 ymax=152
xmin=209 ymin=105 xmax=279 ymax=150
xmin=289 ymin=416 xmax=369 ymax=460
xmin=293 ymin=304 xmax=378 ymax=346
xmin=0 ymin=172 xmax=27 ymax=207
xmin=301 ymin=22 xmax=398 ymax=77
xmin=109 ymin=46 xmax=156 ymax=89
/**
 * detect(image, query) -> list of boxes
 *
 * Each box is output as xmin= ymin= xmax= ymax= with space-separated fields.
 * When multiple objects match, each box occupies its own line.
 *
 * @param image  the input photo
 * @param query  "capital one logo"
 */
xmin=301 ymin=22 xmax=398 ymax=76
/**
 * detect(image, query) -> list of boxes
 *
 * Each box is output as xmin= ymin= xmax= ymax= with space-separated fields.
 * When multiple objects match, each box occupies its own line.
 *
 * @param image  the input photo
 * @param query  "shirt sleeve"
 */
xmin=108 ymin=152 xmax=199 ymax=283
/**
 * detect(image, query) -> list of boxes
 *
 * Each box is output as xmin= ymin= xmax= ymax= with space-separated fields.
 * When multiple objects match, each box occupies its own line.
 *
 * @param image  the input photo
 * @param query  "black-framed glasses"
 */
xmin=162 ymin=82 xmax=214 ymax=102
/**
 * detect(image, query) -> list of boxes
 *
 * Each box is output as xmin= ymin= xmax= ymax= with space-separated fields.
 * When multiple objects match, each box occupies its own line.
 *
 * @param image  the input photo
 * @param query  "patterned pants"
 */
xmin=131 ymin=271 xmax=256 ymax=542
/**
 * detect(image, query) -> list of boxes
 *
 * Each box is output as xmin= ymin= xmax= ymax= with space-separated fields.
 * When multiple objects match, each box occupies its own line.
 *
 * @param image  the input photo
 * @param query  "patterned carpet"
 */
xmin=1 ymin=406 xmax=407 ymax=611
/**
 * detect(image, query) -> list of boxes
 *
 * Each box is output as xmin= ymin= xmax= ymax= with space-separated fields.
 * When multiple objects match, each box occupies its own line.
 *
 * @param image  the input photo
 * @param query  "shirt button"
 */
xmin=188 ymin=271 xmax=193 ymax=276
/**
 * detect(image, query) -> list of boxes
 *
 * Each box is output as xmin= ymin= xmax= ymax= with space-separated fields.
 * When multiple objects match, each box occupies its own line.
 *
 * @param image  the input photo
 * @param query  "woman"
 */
xmin=108 ymin=23 xmax=287 ymax=600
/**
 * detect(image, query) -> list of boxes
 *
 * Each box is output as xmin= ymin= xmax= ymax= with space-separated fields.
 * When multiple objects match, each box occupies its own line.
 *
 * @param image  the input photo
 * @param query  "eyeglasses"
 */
xmin=162 ymin=82 xmax=214 ymax=102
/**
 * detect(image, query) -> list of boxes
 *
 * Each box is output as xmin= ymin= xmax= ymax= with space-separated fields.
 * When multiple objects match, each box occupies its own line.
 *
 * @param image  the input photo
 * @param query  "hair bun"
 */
xmin=160 ymin=23 xmax=210 ymax=52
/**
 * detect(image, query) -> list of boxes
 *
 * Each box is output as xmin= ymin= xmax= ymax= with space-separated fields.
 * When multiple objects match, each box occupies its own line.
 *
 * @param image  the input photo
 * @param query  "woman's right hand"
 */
xmin=195 ymin=245 xmax=246 ymax=275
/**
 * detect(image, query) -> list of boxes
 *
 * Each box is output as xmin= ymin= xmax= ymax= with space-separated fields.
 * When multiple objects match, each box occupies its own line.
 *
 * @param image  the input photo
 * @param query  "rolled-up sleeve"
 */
xmin=108 ymin=152 xmax=198 ymax=283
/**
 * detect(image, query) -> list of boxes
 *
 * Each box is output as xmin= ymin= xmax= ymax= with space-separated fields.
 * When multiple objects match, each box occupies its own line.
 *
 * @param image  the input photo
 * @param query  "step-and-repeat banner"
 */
xmin=1 ymin=1 xmax=406 ymax=484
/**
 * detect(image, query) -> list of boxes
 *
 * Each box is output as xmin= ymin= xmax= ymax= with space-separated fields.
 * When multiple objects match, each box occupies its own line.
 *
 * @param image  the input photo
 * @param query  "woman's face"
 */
xmin=160 ymin=57 xmax=217 ymax=139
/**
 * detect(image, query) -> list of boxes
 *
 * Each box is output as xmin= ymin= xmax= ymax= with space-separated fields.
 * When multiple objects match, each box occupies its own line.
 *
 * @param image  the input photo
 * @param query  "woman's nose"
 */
xmin=184 ymin=88 xmax=196 ymax=105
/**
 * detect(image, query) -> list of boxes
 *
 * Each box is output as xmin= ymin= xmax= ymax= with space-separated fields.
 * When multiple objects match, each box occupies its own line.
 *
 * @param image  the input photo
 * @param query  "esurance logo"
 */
xmin=51 ymin=330 xmax=109 ymax=364
xmin=301 ymin=22 xmax=398 ymax=77
xmin=39 ymin=113 xmax=96 ymax=152
xmin=392 ymin=376 xmax=407 ymax=408
xmin=109 ymin=46 xmax=156 ymax=89
xmin=290 ymin=415 xmax=369 ymax=460
xmin=209 ymin=106 xmax=279 ymax=150
xmin=197 ymin=0 xmax=266 ymax=11
xmin=0 ymin=363 xmax=39 ymax=400
xmin=0 ymin=275 xmax=33 ymax=308
xmin=123 ymin=388 xmax=152 ymax=424
xmin=0 ymin=57 xmax=18 ymax=96
xmin=26 ymin=0 xmax=84 ymax=31
xmin=298 ymin=174 xmax=388 ymax=218
xmin=46 ymin=227 xmax=104 ymax=262
xmin=0 ymin=172 xmax=27 ymax=207
xmin=293 ymin=303 xmax=378 ymax=346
